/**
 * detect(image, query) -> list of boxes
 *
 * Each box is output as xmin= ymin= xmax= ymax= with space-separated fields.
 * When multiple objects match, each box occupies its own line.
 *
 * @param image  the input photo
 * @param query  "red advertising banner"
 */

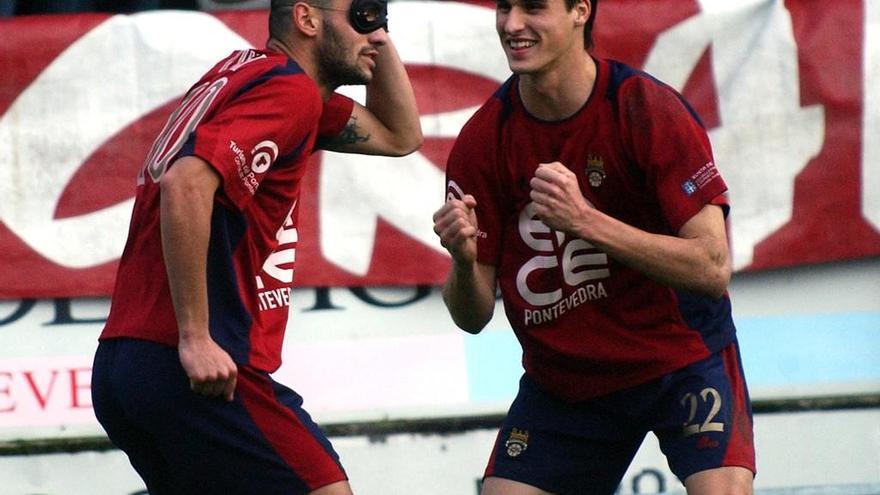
xmin=0 ymin=0 xmax=877 ymax=298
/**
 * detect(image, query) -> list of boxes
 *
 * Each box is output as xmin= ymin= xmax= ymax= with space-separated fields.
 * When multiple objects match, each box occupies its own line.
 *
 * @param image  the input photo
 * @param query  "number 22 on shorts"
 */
xmin=680 ymin=387 xmax=725 ymax=437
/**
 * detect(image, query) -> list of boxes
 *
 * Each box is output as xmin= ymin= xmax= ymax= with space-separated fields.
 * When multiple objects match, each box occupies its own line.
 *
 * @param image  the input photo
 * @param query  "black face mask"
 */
xmin=348 ymin=0 xmax=388 ymax=33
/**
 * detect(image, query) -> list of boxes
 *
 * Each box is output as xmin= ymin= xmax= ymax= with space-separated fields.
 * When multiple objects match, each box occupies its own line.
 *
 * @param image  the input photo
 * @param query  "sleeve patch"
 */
xmin=681 ymin=160 xmax=720 ymax=196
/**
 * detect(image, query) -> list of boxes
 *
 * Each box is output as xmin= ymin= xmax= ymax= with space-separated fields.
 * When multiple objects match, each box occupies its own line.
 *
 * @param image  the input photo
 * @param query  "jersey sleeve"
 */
xmin=619 ymin=76 xmax=728 ymax=232
xmin=179 ymin=75 xmax=322 ymax=211
xmin=445 ymin=105 xmax=505 ymax=267
xmin=317 ymin=92 xmax=355 ymax=141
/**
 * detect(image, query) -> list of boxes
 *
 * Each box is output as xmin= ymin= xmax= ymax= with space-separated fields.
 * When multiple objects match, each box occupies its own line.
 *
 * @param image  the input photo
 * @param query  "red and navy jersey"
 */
xmin=101 ymin=49 xmax=354 ymax=373
xmin=445 ymin=56 xmax=736 ymax=401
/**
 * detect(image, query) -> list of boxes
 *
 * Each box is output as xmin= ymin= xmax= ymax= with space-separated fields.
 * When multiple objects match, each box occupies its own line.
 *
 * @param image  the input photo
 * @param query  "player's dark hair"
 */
xmin=564 ymin=0 xmax=598 ymax=49
xmin=268 ymin=0 xmax=334 ymax=40
xmin=269 ymin=5 xmax=293 ymax=40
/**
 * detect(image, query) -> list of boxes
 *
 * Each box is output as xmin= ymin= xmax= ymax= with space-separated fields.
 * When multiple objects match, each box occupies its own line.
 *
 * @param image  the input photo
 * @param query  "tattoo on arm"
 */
xmin=323 ymin=115 xmax=371 ymax=149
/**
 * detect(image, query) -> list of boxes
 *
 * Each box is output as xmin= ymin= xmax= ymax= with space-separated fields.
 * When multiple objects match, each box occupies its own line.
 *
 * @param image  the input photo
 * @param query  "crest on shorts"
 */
xmin=504 ymin=428 xmax=529 ymax=457
xmin=586 ymin=154 xmax=606 ymax=188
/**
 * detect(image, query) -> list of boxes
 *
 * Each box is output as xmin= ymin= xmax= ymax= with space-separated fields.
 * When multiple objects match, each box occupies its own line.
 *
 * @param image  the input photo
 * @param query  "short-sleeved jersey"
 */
xmin=445 ymin=56 xmax=736 ymax=401
xmin=101 ymin=49 xmax=354 ymax=373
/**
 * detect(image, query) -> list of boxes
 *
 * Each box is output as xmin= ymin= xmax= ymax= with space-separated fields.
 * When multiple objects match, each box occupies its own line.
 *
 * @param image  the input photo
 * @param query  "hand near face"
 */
xmin=433 ymin=194 xmax=479 ymax=265
xmin=529 ymin=161 xmax=595 ymax=234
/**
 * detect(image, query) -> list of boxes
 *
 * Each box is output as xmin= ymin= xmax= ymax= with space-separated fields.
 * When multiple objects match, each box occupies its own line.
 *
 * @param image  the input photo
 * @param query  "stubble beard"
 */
xmin=317 ymin=19 xmax=372 ymax=89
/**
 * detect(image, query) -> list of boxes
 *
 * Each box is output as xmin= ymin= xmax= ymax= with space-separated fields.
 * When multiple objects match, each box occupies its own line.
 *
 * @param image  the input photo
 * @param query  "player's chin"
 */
xmin=342 ymin=68 xmax=372 ymax=86
xmin=508 ymin=60 xmax=540 ymax=75
xmin=358 ymin=67 xmax=375 ymax=84
xmin=348 ymin=58 xmax=371 ymax=80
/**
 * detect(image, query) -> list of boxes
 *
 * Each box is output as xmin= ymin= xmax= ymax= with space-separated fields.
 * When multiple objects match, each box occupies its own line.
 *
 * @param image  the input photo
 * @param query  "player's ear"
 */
xmin=293 ymin=2 xmax=321 ymax=37
xmin=574 ymin=0 xmax=589 ymax=27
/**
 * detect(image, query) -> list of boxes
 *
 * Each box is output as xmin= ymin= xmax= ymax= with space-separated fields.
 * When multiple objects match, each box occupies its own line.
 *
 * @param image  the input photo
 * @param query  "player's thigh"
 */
xmin=105 ymin=426 xmax=179 ymax=495
xmin=159 ymin=365 xmax=349 ymax=495
xmin=485 ymin=375 xmax=644 ymax=495
xmin=685 ymin=466 xmax=754 ymax=495
xmin=103 ymin=339 xmax=347 ymax=495
xmin=653 ymin=343 xmax=756 ymax=483
xmin=91 ymin=340 xmax=181 ymax=495
xmin=482 ymin=476 xmax=556 ymax=495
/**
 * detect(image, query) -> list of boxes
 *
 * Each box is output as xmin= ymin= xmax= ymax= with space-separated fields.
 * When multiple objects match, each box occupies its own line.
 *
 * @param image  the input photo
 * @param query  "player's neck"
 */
xmin=518 ymin=51 xmax=597 ymax=121
xmin=266 ymin=38 xmax=333 ymax=99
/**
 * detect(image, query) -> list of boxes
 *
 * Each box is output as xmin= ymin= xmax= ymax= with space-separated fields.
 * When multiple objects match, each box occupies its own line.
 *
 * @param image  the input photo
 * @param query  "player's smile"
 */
xmin=508 ymin=39 xmax=537 ymax=49
xmin=505 ymin=37 xmax=538 ymax=58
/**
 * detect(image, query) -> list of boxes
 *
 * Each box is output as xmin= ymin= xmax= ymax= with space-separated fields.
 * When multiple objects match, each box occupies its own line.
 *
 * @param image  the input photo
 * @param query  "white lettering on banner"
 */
xmin=644 ymin=0 xmax=825 ymax=269
xmin=319 ymin=2 xmax=507 ymax=275
xmin=321 ymin=150 xmax=449 ymax=275
xmin=0 ymin=2 xmax=864 ymax=281
xmin=864 ymin=0 xmax=880 ymax=229
xmin=385 ymin=2 xmax=510 ymax=87
xmin=0 ymin=12 xmax=249 ymax=268
xmin=320 ymin=1 xmax=835 ymax=276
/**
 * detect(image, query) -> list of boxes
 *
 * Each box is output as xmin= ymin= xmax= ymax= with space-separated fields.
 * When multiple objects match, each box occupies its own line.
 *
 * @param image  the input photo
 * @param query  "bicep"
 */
xmin=160 ymin=158 xmax=220 ymax=267
xmin=319 ymin=102 xmax=398 ymax=156
xmin=162 ymin=156 xmax=222 ymax=197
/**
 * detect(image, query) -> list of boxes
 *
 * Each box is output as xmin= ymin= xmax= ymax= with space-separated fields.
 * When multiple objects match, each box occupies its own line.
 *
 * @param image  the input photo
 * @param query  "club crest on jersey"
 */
xmin=586 ymin=154 xmax=606 ymax=188
xmin=505 ymin=428 xmax=529 ymax=458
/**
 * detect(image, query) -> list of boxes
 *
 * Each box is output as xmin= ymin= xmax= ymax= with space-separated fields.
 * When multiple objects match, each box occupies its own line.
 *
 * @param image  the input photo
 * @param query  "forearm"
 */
xmin=159 ymin=157 xmax=237 ymax=399
xmin=575 ymin=209 xmax=731 ymax=298
xmin=365 ymin=40 xmax=422 ymax=154
xmin=442 ymin=261 xmax=497 ymax=333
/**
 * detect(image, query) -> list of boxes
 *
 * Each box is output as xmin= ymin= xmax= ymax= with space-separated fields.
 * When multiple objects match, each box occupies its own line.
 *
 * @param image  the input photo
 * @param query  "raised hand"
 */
xmin=433 ymin=194 xmax=479 ymax=265
xmin=529 ymin=161 xmax=595 ymax=234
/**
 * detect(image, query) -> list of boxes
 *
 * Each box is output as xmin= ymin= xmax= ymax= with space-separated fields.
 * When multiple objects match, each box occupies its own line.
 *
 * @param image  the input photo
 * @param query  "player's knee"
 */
xmin=307 ymin=480 xmax=354 ymax=495
xmin=481 ymin=477 xmax=553 ymax=495
xmin=684 ymin=466 xmax=754 ymax=495
xmin=695 ymin=487 xmax=753 ymax=495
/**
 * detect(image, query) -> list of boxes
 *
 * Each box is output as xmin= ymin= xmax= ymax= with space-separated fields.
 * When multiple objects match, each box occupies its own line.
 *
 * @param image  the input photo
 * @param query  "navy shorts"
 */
xmin=91 ymin=338 xmax=347 ymax=495
xmin=485 ymin=342 xmax=756 ymax=494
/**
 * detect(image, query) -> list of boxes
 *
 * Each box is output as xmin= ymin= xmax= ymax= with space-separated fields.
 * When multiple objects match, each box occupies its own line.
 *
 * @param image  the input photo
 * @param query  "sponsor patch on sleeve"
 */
xmin=681 ymin=160 xmax=720 ymax=196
